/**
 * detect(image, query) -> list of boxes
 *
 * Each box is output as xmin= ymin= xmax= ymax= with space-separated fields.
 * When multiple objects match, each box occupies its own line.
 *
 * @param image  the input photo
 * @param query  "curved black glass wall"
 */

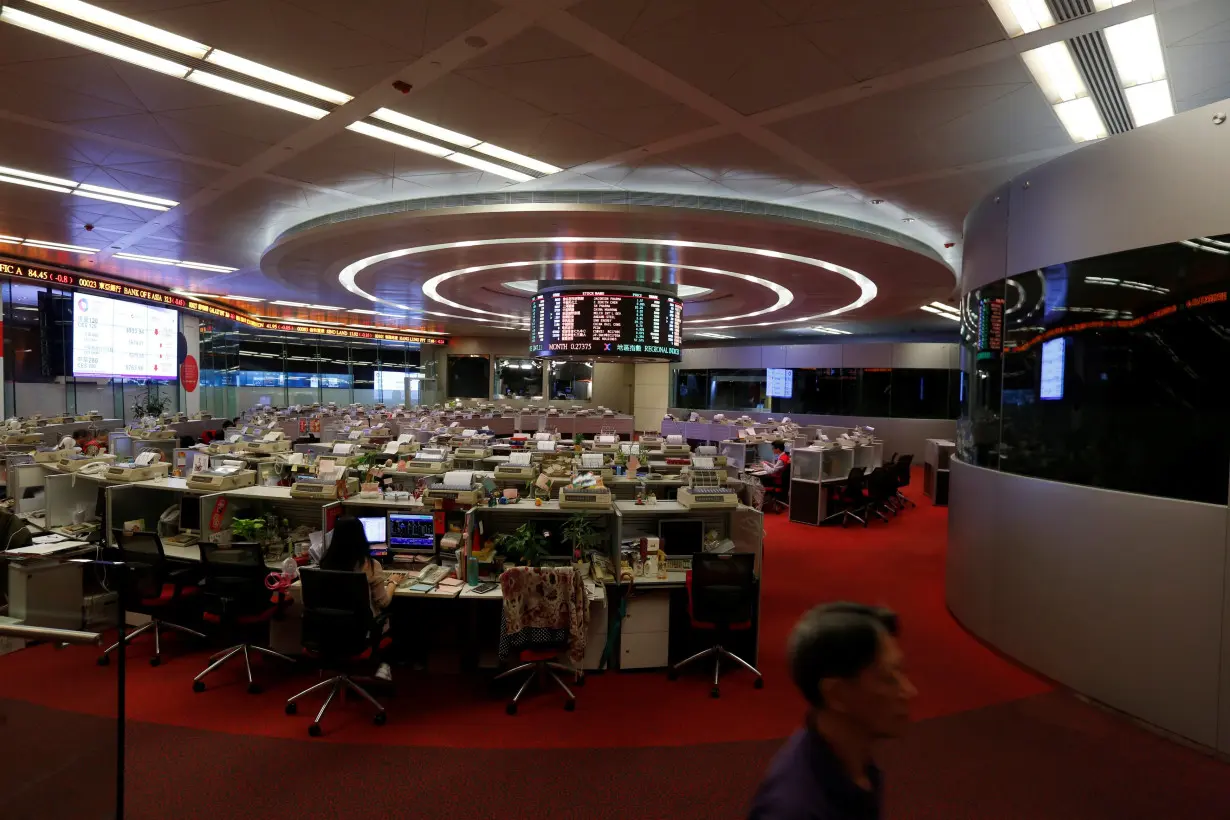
xmin=959 ymin=233 xmax=1230 ymax=504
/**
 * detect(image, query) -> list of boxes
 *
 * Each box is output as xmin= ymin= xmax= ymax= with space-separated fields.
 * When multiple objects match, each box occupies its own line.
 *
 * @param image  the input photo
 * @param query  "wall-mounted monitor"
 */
xmin=529 ymin=284 xmax=682 ymax=361
xmin=72 ymin=292 xmax=178 ymax=380
xmin=1039 ymin=337 xmax=1065 ymax=400
xmin=767 ymin=368 xmax=792 ymax=399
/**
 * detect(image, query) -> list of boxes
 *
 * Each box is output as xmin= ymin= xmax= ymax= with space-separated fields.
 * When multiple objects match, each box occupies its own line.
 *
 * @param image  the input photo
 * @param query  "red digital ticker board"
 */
xmin=0 ymin=257 xmax=447 ymax=345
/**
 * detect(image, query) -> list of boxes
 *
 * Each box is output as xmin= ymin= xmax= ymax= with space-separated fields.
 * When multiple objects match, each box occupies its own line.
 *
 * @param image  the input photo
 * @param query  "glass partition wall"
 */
xmin=958 ymin=233 xmax=1230 ymax=504
xmin=200 ymin=320 xmax=425 ymax=414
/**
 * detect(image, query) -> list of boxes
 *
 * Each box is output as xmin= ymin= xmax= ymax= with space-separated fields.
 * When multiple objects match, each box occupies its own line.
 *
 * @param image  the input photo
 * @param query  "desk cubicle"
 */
xmin=787 ymin=443 xmax=884 ymax=526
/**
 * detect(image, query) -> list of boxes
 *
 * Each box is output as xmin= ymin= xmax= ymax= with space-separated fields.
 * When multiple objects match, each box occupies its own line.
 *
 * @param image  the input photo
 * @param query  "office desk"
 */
xmin=923 ymin=438 xmax=954 ymax=505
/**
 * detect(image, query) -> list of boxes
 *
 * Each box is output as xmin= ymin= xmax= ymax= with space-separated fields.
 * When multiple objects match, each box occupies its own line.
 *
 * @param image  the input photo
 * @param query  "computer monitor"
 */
xmin=387 ymin=512 xmax=434 ymax=553
xmin=178 ymin=496 xmax=200 ymax=531
xmin=358 ymin=515 xmax=386 ymax=545
xmin=658 ymin=519 xmax=704 ymax=559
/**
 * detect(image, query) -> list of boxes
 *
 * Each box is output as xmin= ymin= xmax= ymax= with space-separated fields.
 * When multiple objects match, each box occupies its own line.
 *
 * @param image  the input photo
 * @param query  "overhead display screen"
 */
xmin=767 ymin=368 xmax=792 ymax=399
xmin=1039 ymin=337 xmax=1065 ymax=400
xmin=72 ymin=292 xmax=179 ymax=380
xmin=529 ymin=287 xmax=683 ymax=360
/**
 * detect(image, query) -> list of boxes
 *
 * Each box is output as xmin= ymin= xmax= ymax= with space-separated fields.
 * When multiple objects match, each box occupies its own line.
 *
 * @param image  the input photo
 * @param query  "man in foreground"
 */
xmin=749 ymin=603 xmax=916 ymax=819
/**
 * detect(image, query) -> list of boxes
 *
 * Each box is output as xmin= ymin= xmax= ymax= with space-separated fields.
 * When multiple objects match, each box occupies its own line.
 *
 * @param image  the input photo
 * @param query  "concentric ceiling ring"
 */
xmin=338 ymin=236 xmax=877 ymax=328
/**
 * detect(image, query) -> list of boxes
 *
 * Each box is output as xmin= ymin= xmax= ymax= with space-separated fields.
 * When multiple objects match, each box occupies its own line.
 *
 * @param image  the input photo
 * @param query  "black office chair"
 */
xmin=668 ymin=553 xmax=762 ymax=697
xmin=864 ymin=467 xmax=896 ymax=523
xmin=893 ymin=454 xmax=916 ymax=509
xmin=192 ymin=542 xmax=294 ymax=694
xmin=830 ymin=467 xmax=869 ymax=527
xmin=98 ymin=530 xmax=205 ymax=667
xmin=284 ymin=567 xmax=388 ymax=736
xmin=762 ymin=461 xmax=791 ymax=514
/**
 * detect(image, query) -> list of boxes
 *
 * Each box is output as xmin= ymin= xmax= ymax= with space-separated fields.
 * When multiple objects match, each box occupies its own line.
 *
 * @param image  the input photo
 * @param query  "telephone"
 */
xmin=78 ymin=461 xmax=111 ymax=478
xmin=415 ymin=564 xmax=449 ymax=587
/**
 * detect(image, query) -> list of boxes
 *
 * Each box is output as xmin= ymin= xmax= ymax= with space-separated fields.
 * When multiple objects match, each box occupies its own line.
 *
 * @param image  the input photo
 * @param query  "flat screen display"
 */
xmin=530 ymin=287 xmax=682 ymax=360
xmin=767 ymin=368 xmax=792 ymax=399
xmin=388 ymin=513 xmax=434 ymax=551
xmin=72 ymin=293 xmax=178 ymax=380
xmin=1039 ymin=337 xmax=1065 ymax=400
xmin=358 ymin=516 xmax=386 ymax=544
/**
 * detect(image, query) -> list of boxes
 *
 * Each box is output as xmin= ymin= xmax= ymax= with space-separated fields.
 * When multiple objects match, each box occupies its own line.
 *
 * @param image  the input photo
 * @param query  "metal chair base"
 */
xmin=193 ymin=643 xmax=294 ymax=693
xmin=98 ymin=618 xmax=205 ymax=667
xmin=669 ymin=643 xmax=763 ymax=698
xmin=495 ymin=659 xmax=579 ymax=714
xmin=285 ymin=674 xmax=386 ymax=735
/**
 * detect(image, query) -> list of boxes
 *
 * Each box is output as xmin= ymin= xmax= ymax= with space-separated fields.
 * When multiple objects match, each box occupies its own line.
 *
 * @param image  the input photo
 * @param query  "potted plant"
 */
xmin=493 ymin=522 xmax=549 ymax=567
xmin=613 ymin=447 xmax=627 ymax=476
xmin=573 ymin=432 xmax=584 ymax=453
xmin=561 ymin=511 xmax=602 ymax=575
xmin=230 ymin=517 xmax=266 ymax=542
xmin=131 ymin=380 xmax=171 ymax=421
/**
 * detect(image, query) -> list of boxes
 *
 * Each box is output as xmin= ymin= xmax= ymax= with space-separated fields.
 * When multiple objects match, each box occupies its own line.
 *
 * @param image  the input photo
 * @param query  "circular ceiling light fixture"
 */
xmin=503 ymin=279 xmax=713 ymax=299
xmin=338 ymin=237 xmax=876 ymax=327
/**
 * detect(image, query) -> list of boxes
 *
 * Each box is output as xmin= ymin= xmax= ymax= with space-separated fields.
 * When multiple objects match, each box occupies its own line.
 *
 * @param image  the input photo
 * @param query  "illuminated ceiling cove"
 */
xmin=0 ymin=0 xmax=1223 ymax=341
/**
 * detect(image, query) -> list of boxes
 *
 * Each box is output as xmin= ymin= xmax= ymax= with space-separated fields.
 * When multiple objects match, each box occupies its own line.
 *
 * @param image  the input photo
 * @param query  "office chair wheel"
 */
xmin=285 ymin=702 xmax=297 ymax=715
xmin=96 ymin=654 xmax=110 ymax=667
xmin=564 ymin=698 xmax=576 ymax=712
xmin=247 ymin=683 xmax=262 ymax=695
xmin=308 ymin=723 xmax=322 ymax=738
xmin=575 ymin=674 xmax=585 ymax=687
xmin=710 ymin=686 xmax=720 ymax=699
xmin=754 ymin=677 xmax=764 ymax=689
xmin=192 ymin=680 xmax=205 ymax=693
xmin=667 ymin=668 xmax=678 ymax=681
xmin=841 ymin=519 xmax=848 ymax=528
xmin=149 ymin=656 xmax=161 ymax=667
xmin=372 ymin=712 xmax=387 ymax=726
xmin=506 ymin=702 xmax=518 ymax=716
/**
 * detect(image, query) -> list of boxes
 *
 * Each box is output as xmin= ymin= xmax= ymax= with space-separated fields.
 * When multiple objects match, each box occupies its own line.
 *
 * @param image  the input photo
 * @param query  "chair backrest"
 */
xmin=112 ymin=529 xmax=167 ymax=598
xmin=691 ymin=553 xmax=756 ymax=626
xmin=779 ymin=459 xmax=792 ymax=486
xmin=894 ymin=454 xmax=914 ymax=487
xmin=199 ymin=541 xmax=270 ymax=619
xmin=499 ymin=566 xmax=577 ymax=649
xmin=865 ymin=467 xmax=891 ymax=500
xmin=844 ymin=466 xmax=867 ymax=495
xmin=298 ymin=567 xmax=374 ymax=658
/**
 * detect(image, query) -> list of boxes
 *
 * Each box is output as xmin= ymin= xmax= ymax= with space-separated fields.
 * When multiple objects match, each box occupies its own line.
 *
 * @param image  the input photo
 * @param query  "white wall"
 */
xmin=633 ymin=362 xmax=670 ymax=432
xmin=180 ymin=314 xmax=200 ymax=415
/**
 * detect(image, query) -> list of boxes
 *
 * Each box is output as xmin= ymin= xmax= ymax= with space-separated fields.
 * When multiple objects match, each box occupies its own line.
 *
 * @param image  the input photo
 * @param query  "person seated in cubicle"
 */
xmin=761 ymin=440 xmax=791 ymax=488
xmin=319 ymin=516 xmax=406 ymax=681
xmin=72 ymin=429 xmax=102 ymax=455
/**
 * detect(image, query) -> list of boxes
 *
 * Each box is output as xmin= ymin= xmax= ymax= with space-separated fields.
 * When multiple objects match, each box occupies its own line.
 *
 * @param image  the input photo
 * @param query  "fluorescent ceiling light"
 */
xmin=1053 ymin=98 xmax=1107 ymax=143
xmin=73 ymin=188 xmax=169 ymax=210
xmin=1021 ymin=42 xmax=1087 ymax=104
xmin=473 ymin=143 xmax=560 ymax=175
xmin=1104 ymin=15 xmax=1166 ymax=88
xmin=28 ymin=0 xmax=210 ymax=58
xmin=0 ymin=173 xmax=72 ymax=194
xmin=799 ymin=326 xmax=851 ymax=335
xmin=1092 ymin=0 xmax=1134 ymax=9
xmin=205 ymin=50 xmax=351 ymax=105
xmin=119 ymin=254 xmax=238 ymax=272
xmin=0 ymin=7 xmax=190 ymax=77
xmin=986 ymin=0 xmax=1054 ymax=38
xmin=270 ymin=300 xmax=311 ymax=307
xmin=504 ymin=280 xmax=711 ymax=299
xmin=929 ymin=301 xmax=961 ymax=315
xmin=77 ymin=183 xmax=177 ymax=207
xmin=446 ymin=153 xmax=534 ymax=182
xmin=176 ymin=261 xmax=237 ymax=272
xmin=1181 ymin=240 xmax=1230 ymax=256
xmin=218 ymin=294 xmax=263 ymax=302
xmin=345 ymin=121 xmax=453 ymax=158
xmin=116 ymin=252 xmax=178 ymax=264
xmin=308 ymin=305 xmax=343 ymax=311
xmin=0 ymin=234 xmax=23 ymax=243
xmin=23 ymin=238 xmax=97 ymax=253
xmin=1124 ymin=79 xmax=1174 ymax=127
xmin=186 ymin=71 xmax=328 ymax=119
xmin=692 ymin=332 xmax=734 ymax=339
xmin=370 ymin=109 xmax=479 ymax=148
xmin=921 ymin=305 xmax=960 ymax=321
xmin=0 ymin=164 xmax=75 ymax=187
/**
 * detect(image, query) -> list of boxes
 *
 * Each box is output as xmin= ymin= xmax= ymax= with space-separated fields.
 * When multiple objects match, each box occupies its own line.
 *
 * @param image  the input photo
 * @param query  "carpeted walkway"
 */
xmin=2 ymin=472 xmax=1229 ymax=818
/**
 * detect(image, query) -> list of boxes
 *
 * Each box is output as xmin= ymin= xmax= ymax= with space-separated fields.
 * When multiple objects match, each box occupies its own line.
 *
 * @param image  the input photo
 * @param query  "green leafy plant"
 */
xmin=561 ymin=511 xmax=603 ymax=562
xmin=131 ymin=381 xmax=171 ymax=419
xmin=493 ymin=522 xmax=549 ymax=567
xmin=230 ymin=517 xmax=266 ymax=541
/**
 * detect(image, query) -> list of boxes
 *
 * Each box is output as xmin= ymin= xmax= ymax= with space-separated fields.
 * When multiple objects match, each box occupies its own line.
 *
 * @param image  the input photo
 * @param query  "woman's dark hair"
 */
xmin=319 ymin=516 xmax=371 ymax=572
xmin=788 ymin=602 xmax=899 ymax=709
xmin=771 ymin=439 xmax=786 ymax=451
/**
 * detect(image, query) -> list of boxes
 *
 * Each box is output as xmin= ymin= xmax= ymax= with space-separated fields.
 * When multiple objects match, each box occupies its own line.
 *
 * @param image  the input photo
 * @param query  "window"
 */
xmin=548 ymin=360 xmax=592 ymax=401
xmin=448 ymin=355 xmax=490 ymax=399
xmin=494 ymin=357 xmax=542 ymax=399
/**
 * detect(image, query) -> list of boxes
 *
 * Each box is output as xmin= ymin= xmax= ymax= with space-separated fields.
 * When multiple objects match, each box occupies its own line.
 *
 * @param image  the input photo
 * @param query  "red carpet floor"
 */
xmin=3 ymin=470 xmax=1230 ymax=818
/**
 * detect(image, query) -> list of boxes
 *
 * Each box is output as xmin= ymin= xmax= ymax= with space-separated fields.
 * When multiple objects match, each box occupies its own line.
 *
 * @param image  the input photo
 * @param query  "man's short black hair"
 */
xmin=788 ymin=602 xmax=899 ymax=709
xmin=771 ymin=440 xmax=786 ymax=451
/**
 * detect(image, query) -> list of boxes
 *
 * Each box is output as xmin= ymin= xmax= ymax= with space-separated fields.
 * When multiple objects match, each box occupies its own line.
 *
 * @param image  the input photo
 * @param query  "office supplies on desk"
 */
xmin=662 ymin=435 xmax=691 ymax=457
xmin=57 ymin=453 xmax=116 ymax=472
xmin=249 ymin=432 xmax=290 ymax=454
xmin=559 ymin=485 xmax=613 ymax=509
xmin=454 ymin=445 xmax=493 ymax=460
xmin=187 ymin=467 xmax=257 ymax=491
xmin=422 ymin=470 xmax=484 ymax=505
xmin=289 ymin=475 xmax=358 ymax=500
xmin=678 ymin=469 xmax=738 ymax=509
xmin=105 ymin=457 xmax=172 ymax=482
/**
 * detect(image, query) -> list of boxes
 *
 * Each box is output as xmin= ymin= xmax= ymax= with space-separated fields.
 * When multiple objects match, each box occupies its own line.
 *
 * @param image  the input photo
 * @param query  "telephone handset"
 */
xmin=78 ymin=461 xmax=110 ymax=478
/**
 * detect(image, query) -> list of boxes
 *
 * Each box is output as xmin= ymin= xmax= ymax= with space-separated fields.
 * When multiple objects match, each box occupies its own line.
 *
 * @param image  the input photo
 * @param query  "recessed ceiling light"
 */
xmin=1104 ymin=15 xmax=1167 ymax=89
xmin=270 ymin=300 xmax=312 ymax=308
xmin=1053 ymin=97 xmax=1108 ymax=143
xmin=0 ymin=173 xmax=72 ymax=194
xmin=204 ymin=50 xmax=352 ymax=105
xmin=77 ymin=183 xmax=177 ymax=208
xmin=901 ymin=217 xmax=916 ymax=223
xmin=22 ymin=238 xmax=98 ymax=253
xmin=116 ymin=252 xmax=177 ymax=264
xmin=921 ymin=305 xmax=961 ymax=321
xmin=220 ymin=295 xmax=264 ymax=302
xmin=928 ymin=301 xmax=961 ymax=315
xmin=186 ymin=71 xmax=329 ymax=119
xmin=308 ymin=304 xmax=343 ymax=311
xmin=446 ymin=153 xmax=534 ymax=182
xmin=1022 ymin=42 xmax=1088 ymax=105
xmin=692 ymin=332 xmax=735 ymax=339
xmin=176 ymin=261 xmax=238 ymax=272
xmin=28 ymin=0 xmax=210 ymax=58
xmin=1123 ymin=80 xmax=1174 ymax=127
xmin=472 ymin=143 xmax=560 ymax=175
xmin=370 ymin=109 xmax=479 ymax=148
xmin=985 ymin=0 xmax=1055 ymax=38
xmin=118 ymin=253 xmax=237 ymax=272
xmin=869 ymin=199 xmax=884 ymax=205
xmin=796 ymin=326 xmax=851 ymax=335
xmin=346 ymin=121 xmax=454 ymax=157
xmin=0 ymin=161 xmax=178 ymax=209
xmin=0 ymin=7 xmax=190 ymax=77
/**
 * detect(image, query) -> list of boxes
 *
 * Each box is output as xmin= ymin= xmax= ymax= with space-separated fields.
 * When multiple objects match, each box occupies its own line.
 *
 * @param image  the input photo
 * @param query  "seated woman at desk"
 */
xmin=319 ymin=516 xmax=405 ymax=681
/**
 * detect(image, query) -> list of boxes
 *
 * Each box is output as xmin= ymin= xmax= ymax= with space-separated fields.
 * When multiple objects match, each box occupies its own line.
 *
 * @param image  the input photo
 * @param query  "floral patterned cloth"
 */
xmin=498 ymin=566 xmax=590 ymax=665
